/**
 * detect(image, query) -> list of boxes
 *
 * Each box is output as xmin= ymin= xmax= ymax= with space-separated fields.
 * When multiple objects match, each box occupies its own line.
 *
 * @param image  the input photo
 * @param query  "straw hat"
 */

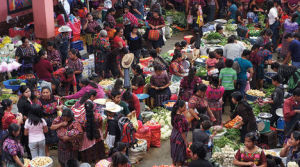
xmin=103 ymin=102 xmax=122 ymax=113
xmin=121 ymin=53 xmax=134 ymax=68
xmin=58 ymin=25 xmax=72 ymax=33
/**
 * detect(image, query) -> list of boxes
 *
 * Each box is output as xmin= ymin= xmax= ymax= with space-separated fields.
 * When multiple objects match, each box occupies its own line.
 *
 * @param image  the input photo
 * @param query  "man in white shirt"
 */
xmin=223 ymin=35 xmax=245 ymax=60
xmin=268 ymin=0 xmax=280 ymax=49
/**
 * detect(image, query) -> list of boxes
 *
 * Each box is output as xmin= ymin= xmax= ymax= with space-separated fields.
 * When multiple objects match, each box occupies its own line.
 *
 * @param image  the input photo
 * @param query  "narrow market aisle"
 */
xmin=136 ymin=32 xmax=188 ymax=167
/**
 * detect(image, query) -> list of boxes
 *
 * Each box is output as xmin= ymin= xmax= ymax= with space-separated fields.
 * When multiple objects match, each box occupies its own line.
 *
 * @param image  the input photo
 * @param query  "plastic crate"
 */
xmin=70 ymin=40 xmax=84 ymax=51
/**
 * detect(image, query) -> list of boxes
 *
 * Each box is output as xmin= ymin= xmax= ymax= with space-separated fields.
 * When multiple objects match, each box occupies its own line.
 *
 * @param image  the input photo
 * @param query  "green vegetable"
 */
xmin=65 ymin=99 xmax=78 ymax=106
xmin=227 ymin=19 xmax=235 ymax=24
xmin=214 ymin=136 xmax=241 ymax=150
xmin=164 ymin=10 xmax=187 ymax=27
xmin=115 ymin=17 xmax=123 ymax=24
xmin=264 ymin=85 xmax=275 ymax=97
xmin=196 ymin=66 xmax=207 ymax=77
xmin=251 ymin=103 xmax=271 ymax=116
xmin=225 ymin=24 xmax=237 ymax=31
xmin=160 ymin=52 xmax=172 ymax=63
xmin=224 ymin=129 xmax=240 ymax=143
xmin=204 ymin=32 xmax=224 ymax=41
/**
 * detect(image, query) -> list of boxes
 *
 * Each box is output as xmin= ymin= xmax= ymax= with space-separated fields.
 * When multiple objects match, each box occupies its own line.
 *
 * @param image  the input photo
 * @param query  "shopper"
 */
xmin=51 ymin=108 xmax=83 ymax=167
xmin=219 ymin=59 xmax=237 ymax=113
xmin=1 ymin=99 xmax=23 ymax=131
xmin=170 ymin=100 xmax=188 ymax=166
xmin=2 ymin=124 xmax=25 ymax=167
xmin=33 ymin=49 xmax=53 ymax=82
xmin=47 ymin=41 xmax=61 ymax=71
xmin=206 ymin=76 xmax=224 ymax=125
xmin=147 ymin=10 xmax=165 ymax=53
xmin=283 ymin=33 xmax=300 ymax=68
xmin=39 ymin=86 xmax=62 ymax=156
xmin=189 ymin=142 xmax=213 ymax=167
xmin=223 ymin=35 xmax=244 ymax=60
xmin=24 ymin=104 xmax=48 ymax=158
xmin=179 ymin=67 xmax=202 ymax=101
xmin=169 ymin=53 xmax=185 ymax=82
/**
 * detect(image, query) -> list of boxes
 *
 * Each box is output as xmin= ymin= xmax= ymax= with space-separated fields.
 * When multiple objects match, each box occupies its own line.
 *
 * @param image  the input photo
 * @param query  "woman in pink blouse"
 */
xmin=64 ymin=78 xmax=105 ymax=100
xmin=206 ymin=76 xmax=224 ymax=125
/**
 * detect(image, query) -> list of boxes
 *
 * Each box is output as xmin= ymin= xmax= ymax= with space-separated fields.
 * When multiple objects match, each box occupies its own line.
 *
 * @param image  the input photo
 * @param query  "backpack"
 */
xmin=288 ymin=69 xmax=300 ymax=91
xmin=232 ymin=59 xmax=241 ymax=74
xmin=118 ymin=117 xmax=137 ymax=147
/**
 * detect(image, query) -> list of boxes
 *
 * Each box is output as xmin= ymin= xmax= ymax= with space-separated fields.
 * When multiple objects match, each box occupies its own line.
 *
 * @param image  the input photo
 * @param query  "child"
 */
xmin=192 ymin=120 xmax=215 ymax=159
xmin=174 ymin=42 xmax=182 ymax=55
xmin=189 ymin=142 xmax=213 ymax=166
xmin=280 ymin=131 xmax=300 ymax=164
xmin=206 ymin=52 xmax=218 ymax=75
xmin=110 ymin=89 xmax=131 ymax=117
xmin=215 ymin=48 xmax=225 ymax=71
xmin=105 ymin=102 xmax=122 ymax=149
xmin=219 ymin=59 xmax=237 ymax=113
xmin=24 ymin=104 xmax=48 ymax=158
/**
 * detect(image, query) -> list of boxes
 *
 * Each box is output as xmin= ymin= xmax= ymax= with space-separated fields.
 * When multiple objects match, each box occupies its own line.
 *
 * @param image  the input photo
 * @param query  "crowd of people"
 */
xmin=1 ymin=0 xmax=300 ymax=166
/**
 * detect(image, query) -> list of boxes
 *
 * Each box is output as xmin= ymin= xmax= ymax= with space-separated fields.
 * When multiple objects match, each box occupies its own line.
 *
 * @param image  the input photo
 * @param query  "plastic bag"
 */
xmin=129 ymin=149 xmax=146 ymax=164
xmin=128 ymin=113 xmax=139 ymax=130
xmin=136 ymin=125 xmax=152 ymax=150
xmin=146 ymin=124 xmax=161 ymax=147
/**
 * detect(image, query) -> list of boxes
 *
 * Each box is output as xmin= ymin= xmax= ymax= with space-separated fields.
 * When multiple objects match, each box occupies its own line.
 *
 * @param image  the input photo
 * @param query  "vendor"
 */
xmin=53 ymin=68 xmax=77 ymax=96
xmin=169 ymin=53 xmax=185 ymax=82
xmin=122 ymin=90 xmax=141 ymax=119
xmin=216 ymin=24 xmax=225 ymax=37
xmin=66 ymin=49 xmax=83 ymax=91
xmin=149 ymin=65 xmax=171 ymax=107
xmin=15 ymin=37 xmax=37 ymax=75
xmin=283 ymin=88 xmax=300 ymax=134
xmin=233 ymin=132 xmax=267 ymax=167
xmin=280 ymin=130 xmax=300 ymax=165
xmin=64 ymin=78 xmax=105 ymax=100
xmin=263 ymin=75 xmax=284 ymax=126
xmin=188 ymin=84 xmax=216 ymax=129
xmin=149 ymin=49 xmax=169 ymax=71
xmin=33 ymin=49 xmax=53 ymax=82
xmin=231 ymin=91 xmax=257 ymax=142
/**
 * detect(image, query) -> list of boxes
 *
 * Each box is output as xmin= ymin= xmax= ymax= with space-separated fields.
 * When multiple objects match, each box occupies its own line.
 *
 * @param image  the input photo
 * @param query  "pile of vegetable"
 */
xmin=251 ymin=102 xmax=271 ymax=116
xmin=160 ymin=52 xmax=172 ymax=63
xmin=212 ymin=145 xmax=236 ymax=167
xmin=225 ymin=23 xmax=237 ymax=31
xmin=165 ymin=10 xmax=187 ymax=27
xmin=151 ymin=107 xmax=172 ymax=140
xmin=145 ymin=76 xmax=151 ymax=84
xmin=224 ymin=129 xmax=240 ymax=143
xmin=246 ymin=89 xmax=266 ymax=97
xmin=264 ymin=85 xmax=275 ymax=97
xmin=214 ymin=136 xmax=241 ymax=151
xmin=258 ymin=13 xmax=266 ymax=27
xmin=204 ymin=32 xmax=224 ymax=41
xmin=196 ymin=66 xmax=207 ymax=77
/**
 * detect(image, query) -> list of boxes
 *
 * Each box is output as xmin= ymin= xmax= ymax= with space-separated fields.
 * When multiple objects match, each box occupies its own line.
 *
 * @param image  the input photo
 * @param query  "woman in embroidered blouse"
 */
xmin=131 ymin=64 xmax=145 ymax=94
xmin=280 ymin=130 xmax=300 ymax=165
xmin=50 ymin=108 xmax=83 ymax=167
xmin=15 ymin=37 xmax=37 ymax=75
xmin=105 ymin=8 xmax=116 ymax=28
xmin=2 ymin=124 xmax=24 ymax=167
xmin=79 ymin=101 xmax=105 ymax=163
xmin=179 ymin=67 xmax=202 ymax=101
xmin=206 ymin=76 xmax=224 ymax=125
xmin=1 ymin=99 xmax=23 ymax=131
xmin=170 ymin=100 xmax=189 ymax=166
xmin=149 ymin=65 xmax=171 ymax=107
xmin=147 ymin=10 xmax=165 ymax=53
xmin=233 ymin=132 xmax=267 ymax=167
xmin=188 ymin=84 xmax=216 ymax=129
xmin=169 ymin=53 xmax=185 ymax=83
xmin=39 ymin=87 xmax=62 ymax=156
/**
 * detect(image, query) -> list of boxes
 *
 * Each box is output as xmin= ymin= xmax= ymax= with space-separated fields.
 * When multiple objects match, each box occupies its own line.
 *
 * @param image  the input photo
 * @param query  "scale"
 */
xmin=257 ymin=113 xmax=272 ymax=134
